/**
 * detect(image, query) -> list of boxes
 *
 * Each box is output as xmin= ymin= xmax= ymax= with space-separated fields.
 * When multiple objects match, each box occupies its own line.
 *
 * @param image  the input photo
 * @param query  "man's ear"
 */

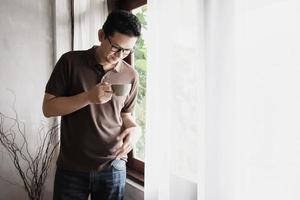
xmin=98 ymin=29 xmax=105 ymax=42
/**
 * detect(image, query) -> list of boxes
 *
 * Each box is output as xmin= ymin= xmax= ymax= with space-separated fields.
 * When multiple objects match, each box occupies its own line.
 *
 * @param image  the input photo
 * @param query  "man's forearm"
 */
xmin=43 ymin=92 xmax=90 ymax=117
xmin=121 ymin=113 xmax=137 ymax=128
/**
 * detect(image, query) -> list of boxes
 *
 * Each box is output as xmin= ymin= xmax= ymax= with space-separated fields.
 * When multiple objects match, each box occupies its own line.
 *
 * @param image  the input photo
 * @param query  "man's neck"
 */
xmin=102 ymin=64 xmax=116 ymax=71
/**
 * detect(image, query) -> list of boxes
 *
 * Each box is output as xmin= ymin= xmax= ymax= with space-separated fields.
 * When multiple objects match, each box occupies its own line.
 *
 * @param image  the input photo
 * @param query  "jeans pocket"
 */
xmin=111 ymin=159 xmax=126 ymax=171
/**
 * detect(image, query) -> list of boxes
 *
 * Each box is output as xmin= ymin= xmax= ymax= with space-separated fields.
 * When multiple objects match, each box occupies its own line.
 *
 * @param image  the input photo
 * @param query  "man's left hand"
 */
xmin=114 ymin=126 xmax=141 ymax=160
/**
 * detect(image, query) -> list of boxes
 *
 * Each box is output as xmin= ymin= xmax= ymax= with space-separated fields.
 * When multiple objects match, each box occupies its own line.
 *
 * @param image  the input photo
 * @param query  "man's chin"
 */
xmin=108 ymin=59 xmax=120 ymax=65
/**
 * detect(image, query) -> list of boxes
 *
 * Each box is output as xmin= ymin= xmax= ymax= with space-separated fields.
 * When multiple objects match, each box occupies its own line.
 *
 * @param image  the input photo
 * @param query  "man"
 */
xmin=43 ymin=10 xmax=141 ymax=200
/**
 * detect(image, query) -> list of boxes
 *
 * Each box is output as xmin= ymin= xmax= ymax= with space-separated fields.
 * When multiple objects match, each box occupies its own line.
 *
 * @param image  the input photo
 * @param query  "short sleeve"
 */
xmin=121 ymin=71 xmax=139 ymax=113
xmin=45 ymin=54 xmax=70 ymax=97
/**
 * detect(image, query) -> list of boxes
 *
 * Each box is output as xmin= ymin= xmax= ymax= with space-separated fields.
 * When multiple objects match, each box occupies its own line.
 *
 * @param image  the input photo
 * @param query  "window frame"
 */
xmin=107 ymin=0 xmax=147 ymax=184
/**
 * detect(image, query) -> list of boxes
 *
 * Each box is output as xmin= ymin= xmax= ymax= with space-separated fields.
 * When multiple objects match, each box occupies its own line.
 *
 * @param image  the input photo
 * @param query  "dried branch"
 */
xmin=0 ymin=110 xmax=59 ymax=200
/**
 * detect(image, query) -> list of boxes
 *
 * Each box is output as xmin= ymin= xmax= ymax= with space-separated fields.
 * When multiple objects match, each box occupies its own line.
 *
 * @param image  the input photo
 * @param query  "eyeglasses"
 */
xmin=107 ymin=37 xmax=134 ymax=55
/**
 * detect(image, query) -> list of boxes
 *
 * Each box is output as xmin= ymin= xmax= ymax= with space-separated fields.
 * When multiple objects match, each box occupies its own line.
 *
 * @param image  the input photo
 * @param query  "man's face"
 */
xmin=99 ymin=31 xmax=137 ymax=65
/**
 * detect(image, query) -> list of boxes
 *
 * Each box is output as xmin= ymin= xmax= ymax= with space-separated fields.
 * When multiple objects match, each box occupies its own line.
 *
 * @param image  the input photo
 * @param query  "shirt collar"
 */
xmin=114 ymin=60 xmax=123 ymax=73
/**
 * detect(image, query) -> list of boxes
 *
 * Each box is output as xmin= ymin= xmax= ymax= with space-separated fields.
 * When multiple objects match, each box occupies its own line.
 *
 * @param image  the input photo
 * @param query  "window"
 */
xmin=108 ymin=0 xmax=147 ymax=183
xmin=132 ymin=5 xmax=147 ymax=162
xmin=126 ymin=5 xmax=147 ymax=184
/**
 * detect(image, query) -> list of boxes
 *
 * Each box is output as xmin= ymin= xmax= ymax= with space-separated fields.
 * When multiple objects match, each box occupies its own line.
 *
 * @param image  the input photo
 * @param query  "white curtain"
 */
xmin=73 ymin=0 xmax=108 ymax=50
xmin=145 ymin=0 xmax=205 ymax=199
xmin=145 ymin=0 xmax=300 ymax=200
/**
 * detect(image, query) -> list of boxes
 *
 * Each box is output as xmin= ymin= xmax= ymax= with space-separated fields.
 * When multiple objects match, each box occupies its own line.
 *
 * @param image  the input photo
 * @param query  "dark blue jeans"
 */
xmin=53 ymin=160 xmax=126 ymax=200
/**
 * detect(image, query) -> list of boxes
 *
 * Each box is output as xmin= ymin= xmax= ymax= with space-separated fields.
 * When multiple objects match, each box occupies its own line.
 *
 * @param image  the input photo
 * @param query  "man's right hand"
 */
xmin=43 ymin=82 xmax=113 ymax=118
xmin=87 ymin=82 xmax=113 ymax=104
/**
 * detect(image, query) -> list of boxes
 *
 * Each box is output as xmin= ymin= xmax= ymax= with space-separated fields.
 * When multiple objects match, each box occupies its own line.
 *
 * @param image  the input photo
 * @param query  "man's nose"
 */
xmin=115 ymin=50 xmax=124 ymax=58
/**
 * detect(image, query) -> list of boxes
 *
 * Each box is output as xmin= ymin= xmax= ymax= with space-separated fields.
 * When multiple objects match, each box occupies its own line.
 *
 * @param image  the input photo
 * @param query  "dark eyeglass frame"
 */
xmin=107 ymin=37 xmax=134 ymax=55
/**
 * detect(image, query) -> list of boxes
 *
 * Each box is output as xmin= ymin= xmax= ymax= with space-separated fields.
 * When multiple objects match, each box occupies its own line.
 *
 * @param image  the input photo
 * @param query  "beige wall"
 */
xmin=0 ymin=0 xmax=71 ymax=199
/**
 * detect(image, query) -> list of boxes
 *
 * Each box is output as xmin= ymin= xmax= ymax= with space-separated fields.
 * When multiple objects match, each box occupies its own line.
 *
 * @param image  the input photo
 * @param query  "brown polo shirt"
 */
xmin=45 ymin=46 xmax=138 ymax=171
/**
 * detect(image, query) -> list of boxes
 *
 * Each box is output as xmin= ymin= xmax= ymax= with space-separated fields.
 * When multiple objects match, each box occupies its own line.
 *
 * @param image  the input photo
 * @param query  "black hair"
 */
xmin=102 ymin=10 xmax=141 ymax=38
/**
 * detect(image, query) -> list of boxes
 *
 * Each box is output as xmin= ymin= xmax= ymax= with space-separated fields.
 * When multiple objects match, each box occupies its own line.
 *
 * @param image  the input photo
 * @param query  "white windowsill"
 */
xmin=124 ymin=178 xmax=144 ymax=200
